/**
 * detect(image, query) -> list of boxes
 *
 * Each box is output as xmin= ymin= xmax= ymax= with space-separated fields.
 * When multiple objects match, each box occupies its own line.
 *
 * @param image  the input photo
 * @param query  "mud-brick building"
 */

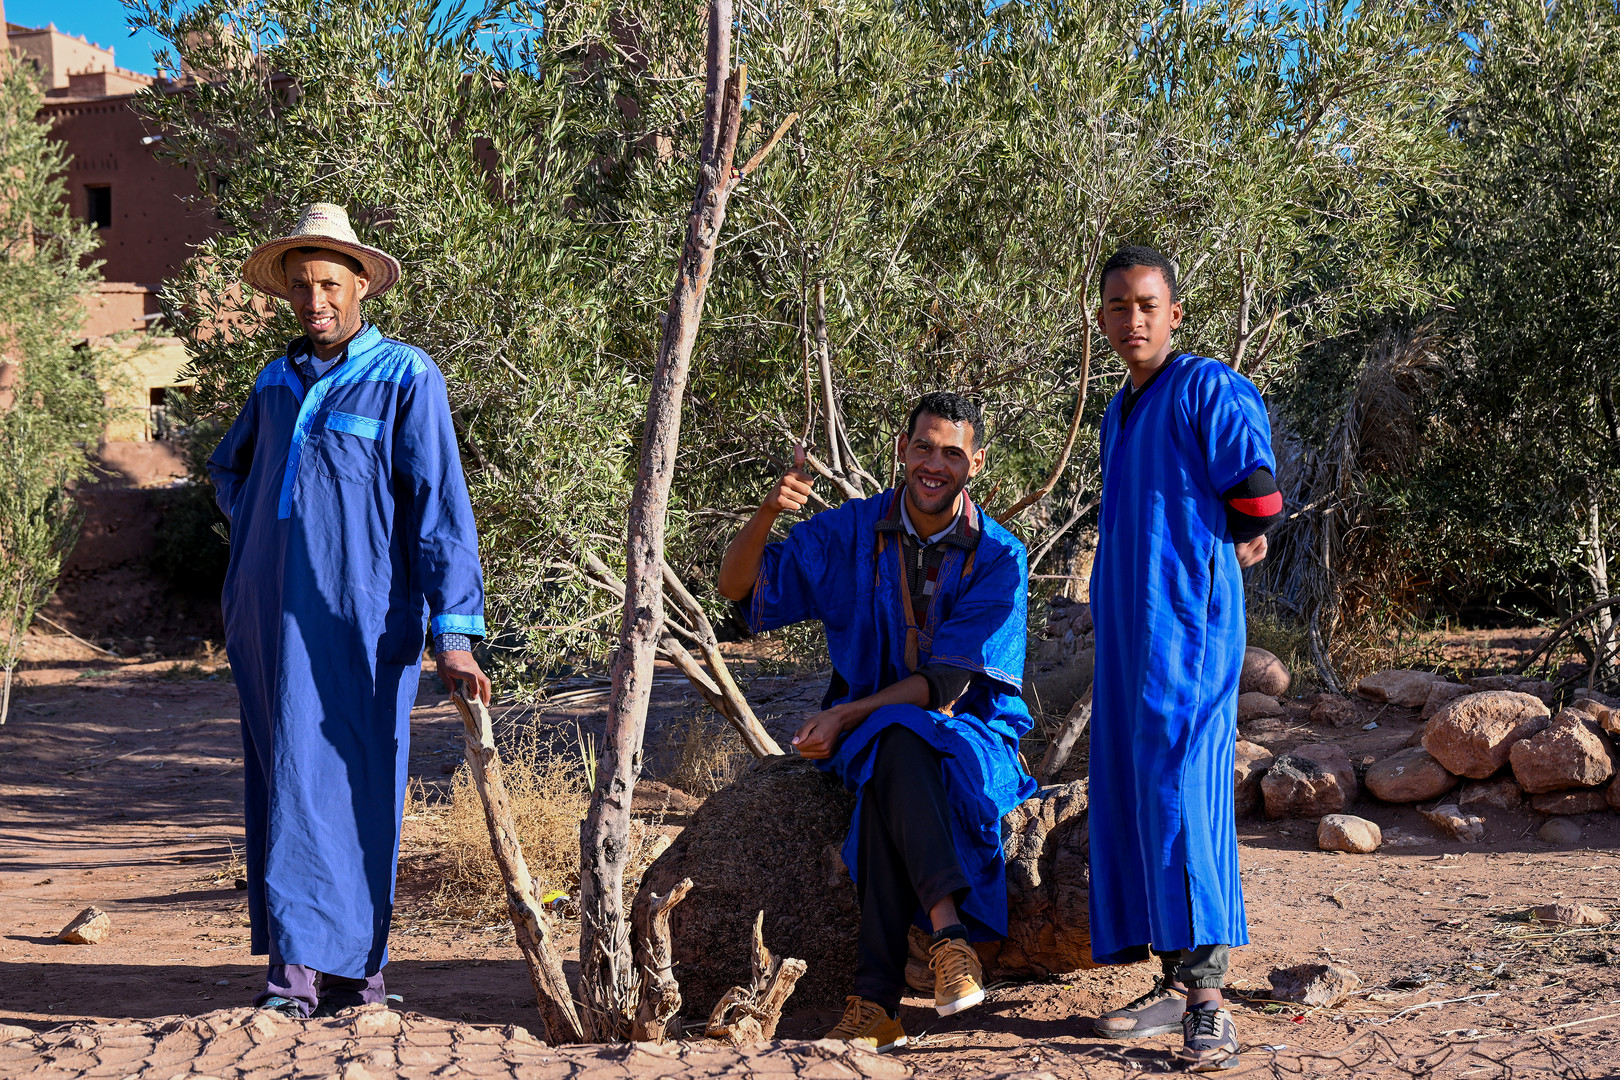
xmin=4 ymin=9 xmax=220 ymax=470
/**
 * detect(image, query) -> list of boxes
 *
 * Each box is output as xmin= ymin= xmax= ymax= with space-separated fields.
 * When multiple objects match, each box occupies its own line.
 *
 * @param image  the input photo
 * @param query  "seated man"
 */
xmin=718 ymin=392 xmax=1036 ymax=1051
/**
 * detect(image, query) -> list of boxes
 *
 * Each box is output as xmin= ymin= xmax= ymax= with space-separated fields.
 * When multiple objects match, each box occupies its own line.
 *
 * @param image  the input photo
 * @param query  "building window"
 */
xmin=86 ymin=185 xmax=112 ymax=229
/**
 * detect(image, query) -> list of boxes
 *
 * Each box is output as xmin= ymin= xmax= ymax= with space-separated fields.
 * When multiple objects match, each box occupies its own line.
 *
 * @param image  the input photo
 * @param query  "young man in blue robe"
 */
xmin=209 ymin=203 xmax=491 ymax=1018
xmin=718 ymin=393 xmax=1036 ymax=1052
xmin=1085 ymin=247 xmax=1283 ymax=1071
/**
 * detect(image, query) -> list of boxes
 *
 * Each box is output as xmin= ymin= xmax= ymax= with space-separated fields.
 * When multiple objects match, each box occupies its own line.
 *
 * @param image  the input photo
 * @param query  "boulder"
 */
xmin=57 ymin=906 xmax=110 ymax=945
xmin=1458 ymin=778 xmax=1524 ymax=811
xmin=1527 ymin=902 xmax=1610 ymax=927
xmin=1422 ymin=691 xmax=1551 ymax=778
xmin=1538 ymin=818 xmax=1582 ymax=845
xmin=1419 ymin=804 xmax=1485 ymax=843
xmin=1609 ymin=777 xmax=1620 ymax=812
xmin=1421 ymin=682 xmax=1472 ymax=721
xmin=633 ymin=757 xmax=1094 ymax=1014
xmin=1269 ymin=963 xmax=1361 ymax=1008
xmin=1317 ymin=815 xmax=1381 ymax=854
xmin=1470 ymin=675 xmax=1557 ymax=703
xmin=1241 ymin=647 xmax=1291 ymax=697
xmin=1573 ymin=694 xmax=1620 ymax=737
xmin=1364 ymin=747 xmax=1456 ymax=804
xmin=1024 ymin=650 xmax=1094 ymax=720
xmin=1261 ymin=743 xmax=1358 ymax=819
xmin=1508 ymin=709 xmax=1616 ymax=794
xmin=1530 ymin=790 xmax=1608 ymax=815
xmin=1237 ymin=692 xmax=1287 ymax=723
xmin=1234 ymin=741 xmax=1275 ymax=818
xmin=1309 ymin=695 xmax=1361 ymax=729
xmin=1357 ymin=670 xmax=1446 ymax=708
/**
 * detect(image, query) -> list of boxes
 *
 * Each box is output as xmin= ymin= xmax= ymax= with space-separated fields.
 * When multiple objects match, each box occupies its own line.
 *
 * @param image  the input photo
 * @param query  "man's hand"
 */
xmin=793 ymin=704 xmax=859 ymax=760
xmin=1235 ymin=533 xmax=1269 ymax=569
xmin=762 ymin=444 xmax=815 ymax=515
xmin=438 ymin=649 xmax=491 ymax=705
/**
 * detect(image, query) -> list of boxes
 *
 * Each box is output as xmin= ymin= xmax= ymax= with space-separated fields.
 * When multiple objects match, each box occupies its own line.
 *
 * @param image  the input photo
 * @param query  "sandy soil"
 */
xmin=4 ymin=652 xmax=1620 ymax=1078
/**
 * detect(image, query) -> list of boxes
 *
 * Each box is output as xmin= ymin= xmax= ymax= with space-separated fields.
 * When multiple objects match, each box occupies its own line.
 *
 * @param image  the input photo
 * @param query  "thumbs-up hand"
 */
xmin=763 ymin=443 xmax=816 ymax=515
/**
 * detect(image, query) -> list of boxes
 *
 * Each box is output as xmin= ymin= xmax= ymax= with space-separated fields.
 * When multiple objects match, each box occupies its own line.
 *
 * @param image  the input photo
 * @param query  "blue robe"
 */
xmin=742 ymin=489 xmax=1036 ymax=938
xmin=1087 ymin=352 xmax=1275 ymax=963
xmin=208 ymin=324 xmax=486 ymax=979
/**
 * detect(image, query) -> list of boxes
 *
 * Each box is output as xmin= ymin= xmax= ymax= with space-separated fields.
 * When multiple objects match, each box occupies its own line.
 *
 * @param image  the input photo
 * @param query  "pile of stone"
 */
xmin=1352 ymin=672 xmax=1620 ymax=839
xmin=1044 ymin=596 xmax=1094 ymax=660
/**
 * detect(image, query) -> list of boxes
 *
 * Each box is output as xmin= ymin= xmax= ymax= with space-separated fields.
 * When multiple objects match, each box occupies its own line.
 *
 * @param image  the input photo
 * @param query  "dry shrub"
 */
xmin=661 ymin=708 xmax=749 ymax=796
xmin=410 ymin=730 xmax=589 ymax=924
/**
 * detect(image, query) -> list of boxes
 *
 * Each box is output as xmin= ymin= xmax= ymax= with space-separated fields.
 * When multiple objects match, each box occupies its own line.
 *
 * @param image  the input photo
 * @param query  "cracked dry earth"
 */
xmin=4 ymin=653 xmax=1620 ymax=1078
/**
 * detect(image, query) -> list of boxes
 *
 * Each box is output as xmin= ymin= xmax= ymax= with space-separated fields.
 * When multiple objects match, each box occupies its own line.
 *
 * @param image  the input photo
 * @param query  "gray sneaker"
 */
xmin=1177 ymin=1004 xmax=1239 ymax=1072
xmin=1093 ymin=977 xmax=1187 ymax=1039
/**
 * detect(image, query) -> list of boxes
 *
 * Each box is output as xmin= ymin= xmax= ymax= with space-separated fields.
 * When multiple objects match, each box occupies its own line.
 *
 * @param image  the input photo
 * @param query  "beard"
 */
xmin=906 ymin=471 xmax=967 ymax=518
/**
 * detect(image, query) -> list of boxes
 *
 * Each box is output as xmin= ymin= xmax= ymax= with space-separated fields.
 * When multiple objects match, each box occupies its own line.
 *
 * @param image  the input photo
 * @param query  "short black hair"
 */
xmin=908 ymin=391 xmax=985 ymax=448
xmin=1099 ymin=245 xmax=1178 ymax=301
xmin=284 ymin=245 xmax=365 ymax=276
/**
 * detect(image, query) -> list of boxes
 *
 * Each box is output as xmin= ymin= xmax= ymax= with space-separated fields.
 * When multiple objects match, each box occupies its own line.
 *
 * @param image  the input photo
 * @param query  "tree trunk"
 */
xmin=576 ymin=0 xmax=746 ymax=1042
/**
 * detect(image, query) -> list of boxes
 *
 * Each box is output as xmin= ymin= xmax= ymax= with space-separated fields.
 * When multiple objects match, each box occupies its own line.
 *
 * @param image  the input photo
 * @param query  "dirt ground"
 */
xmin=4 ymin=638 xmax=1620 ymax=1078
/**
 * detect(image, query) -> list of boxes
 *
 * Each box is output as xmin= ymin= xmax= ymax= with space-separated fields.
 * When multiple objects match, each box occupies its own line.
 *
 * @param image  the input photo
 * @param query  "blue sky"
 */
xmin=8 ymin=0 xmax=170 ymax=76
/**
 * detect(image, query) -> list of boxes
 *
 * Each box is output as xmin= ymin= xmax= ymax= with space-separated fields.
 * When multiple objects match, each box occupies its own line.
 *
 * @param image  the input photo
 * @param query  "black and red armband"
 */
xmin=1222 ymin=467 xmax=1284 ymax=543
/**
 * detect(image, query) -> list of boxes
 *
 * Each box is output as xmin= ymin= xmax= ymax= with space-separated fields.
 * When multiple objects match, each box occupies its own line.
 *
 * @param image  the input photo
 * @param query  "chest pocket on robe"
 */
xmin=315 ymin=410 xmax=386 ymax=484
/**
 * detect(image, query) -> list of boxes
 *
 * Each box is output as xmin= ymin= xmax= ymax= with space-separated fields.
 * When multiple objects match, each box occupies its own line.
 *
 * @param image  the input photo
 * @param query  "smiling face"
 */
xmin=898 ymin=411 xmax=985 ymax=524
xmin=1097 ymin=264 xmax=1183 ymax=382
xmin=284 ymin=248 xmax=370 ymax=360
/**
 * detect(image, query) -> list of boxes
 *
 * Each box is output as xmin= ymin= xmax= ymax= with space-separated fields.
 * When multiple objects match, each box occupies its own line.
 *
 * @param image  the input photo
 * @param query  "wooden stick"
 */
xmin=1038 ymin=686 xmax=1091 ymax=783
xmin=705 ymin=910 xmax=808 ymax=1044
xmin=630 ymin=877 xmax=693 ymax=1042
xmin=451 ymin=689 xmax=585 ymax=1044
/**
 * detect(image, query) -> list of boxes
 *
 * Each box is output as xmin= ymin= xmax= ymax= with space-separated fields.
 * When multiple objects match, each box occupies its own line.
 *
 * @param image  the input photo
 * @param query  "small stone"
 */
xmin=1309 ymin=695 xmax=1361 ymax=729
xmin=350 ymin=1008 xmax=401 ymax=1037
xmin=1238 ymin=692 xmax=1286 ymax=722
xmin=1269 ymin=963 xmax=1361 ymax=1007
xmin=1423 ymin=692 xmax=1551 ymax=778
xmin=1317 ymin=815 xmax=1381 ymax=853
xmin=1419 ymin=804 xmax=1485 ymax=843
xmin=1509 ymin=708 xmax=1616 ymax=793
xmin=1527 ymin=902 xmax=1610 ymax=927
xmin=1262 ymin=743 xmax=1358 ymax=819
xmin=1421 ymin=682 xmax=1472 ymax=720
xmin=1530 ymin=789 xmax=1608 ymax=815
xmin=1574 ymin=690 xmax=1620 ymax=734
xmin=1234 ymin=741 xmax=1275 ymax=818
xmin=0 ymin=1025 xmax=32 ymax=1043
xmin=57 ymin=906 xmax=111 ymax=945
xmin=1380 ymin=827 xmax=1426 ymax=848
xmin=1242 ymin=647 xmax=1291 ymax=696
xmin=1357 ymin=670 xmax=1446 ymax=708
xmin=1538 ymin=818 xmax=1583 ymax=845
xmin=1364 ymin=747 xmax=1456 ymax=803
xmin=1458 ymin=778 xmax=1523 ymax=811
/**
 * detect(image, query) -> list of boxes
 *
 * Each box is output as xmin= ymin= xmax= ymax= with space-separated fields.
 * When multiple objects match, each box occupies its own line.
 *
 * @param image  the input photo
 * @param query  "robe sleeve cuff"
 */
xmin=431 ymin=613 xmax=486 ymax=638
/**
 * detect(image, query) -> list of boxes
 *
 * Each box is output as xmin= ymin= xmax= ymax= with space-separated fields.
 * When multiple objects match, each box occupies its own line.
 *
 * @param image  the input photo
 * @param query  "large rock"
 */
xmin=1530 ymin=790 xmax=1607 ymax=815
xmin=1261 ymin=743 xmax=1357 ymax=819
xmin=1470 ymin=675 xmax=1557 ymax=703
xmin=1421 ymin=682 xmax=1472 ymax=720
xmin=1234 ymin=741 xmax=1274 ymax=818
xmin=1241 ymin=647 xmax=1291 ymax=697
xmin=1317 ymin=815 xmax=1381 ymax=853
xmin=1269 ymin=963 xmax=1361 ymax=1007
xmin=1539 ymin=818 xmax=1582 ymax=845
xmin=634 ymin=757 xmax=1093 ymax=1015
xmin=1357 ymin=670 xmax=1446 ymax=708
xmin=1573 ymin=693 xmax=1620 ymax=737
xmin=1422 ymin=691 xmax=1551 ymax=778
xmin=1609 ymin=777 xmax=1620 ymax=812
xmin=1364 ymin=747 xmax=1456 ymax=804
xmin=1237 ymin=692 xmax=1287 ymax=723
xmin=1458 ymin=778 xmax=1523 ymax=811
xmin=1508 ymin=708 xmax=1616 ymax=794
xmin=58 ymin=906 xmax=111 ymax=945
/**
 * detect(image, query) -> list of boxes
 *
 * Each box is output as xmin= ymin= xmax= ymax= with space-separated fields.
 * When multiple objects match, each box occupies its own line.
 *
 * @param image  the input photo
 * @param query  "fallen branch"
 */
xmin=1038 ymin=686 xmax=1091 ymax=783
xmin=450 ymin=689 xmax=584 ymax=1044
xmin=705 ymin=910 xmax=807 ymax=1045
xmin=631 ymin=877 xmax=693 ymax=1042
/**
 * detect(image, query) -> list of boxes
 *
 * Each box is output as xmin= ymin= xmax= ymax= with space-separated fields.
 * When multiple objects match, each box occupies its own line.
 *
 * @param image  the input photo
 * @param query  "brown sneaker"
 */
xmin=1093 ymin=976 xmax=1187 ymax=1039
xmin=1176 ymin=1004 xmax=1240 ymax=1071
xmin=825 ymin=996 xmax=907 ymax=1053
xmin=929 ymin=937 xmax=985 ymax=1016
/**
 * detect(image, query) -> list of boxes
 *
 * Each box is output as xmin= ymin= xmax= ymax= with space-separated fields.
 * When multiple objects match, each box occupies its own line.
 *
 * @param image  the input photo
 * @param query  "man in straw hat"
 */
xmin=209 ymin=202 xmax=490 ymax=1018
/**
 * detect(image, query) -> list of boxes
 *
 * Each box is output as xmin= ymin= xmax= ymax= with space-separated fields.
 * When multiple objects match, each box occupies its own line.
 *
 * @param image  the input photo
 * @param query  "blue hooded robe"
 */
xmin=208 ymin=324 xmax=486 ymax=979
xmin=741 ymin=489 xmax=1037 ymax=938
xmin=1087 ymin=352 xmax=1274 ymax=963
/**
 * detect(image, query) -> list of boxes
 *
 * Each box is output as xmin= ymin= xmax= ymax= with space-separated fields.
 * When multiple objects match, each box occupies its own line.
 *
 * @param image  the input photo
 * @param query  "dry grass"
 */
xmin=407 ymin=729 xmax=591 ymax=924
xmin=659 ymin=707 xmax=750 ymax=796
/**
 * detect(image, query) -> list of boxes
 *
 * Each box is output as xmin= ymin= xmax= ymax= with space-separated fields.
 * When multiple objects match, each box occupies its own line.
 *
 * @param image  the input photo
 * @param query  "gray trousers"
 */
xmin=1154 ymin=944 xmax=1229 ymax=990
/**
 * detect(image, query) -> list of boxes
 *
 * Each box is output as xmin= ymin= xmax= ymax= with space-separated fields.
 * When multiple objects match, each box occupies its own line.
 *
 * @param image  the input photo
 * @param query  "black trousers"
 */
xmin=850 ymin=726 xmax=970 ymax=1015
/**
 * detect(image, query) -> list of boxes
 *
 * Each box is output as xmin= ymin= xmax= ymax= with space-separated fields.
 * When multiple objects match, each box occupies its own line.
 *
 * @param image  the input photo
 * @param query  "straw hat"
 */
xmin=240 ymin=202 xmax=401 ymax=300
